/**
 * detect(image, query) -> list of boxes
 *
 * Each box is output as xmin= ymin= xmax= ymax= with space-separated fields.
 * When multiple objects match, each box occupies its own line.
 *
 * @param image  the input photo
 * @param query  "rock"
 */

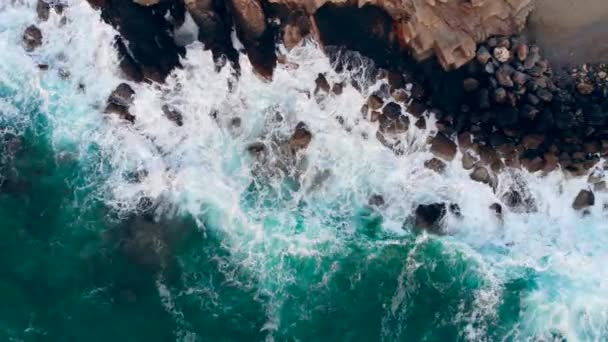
xmin=496 ymin=108 xmax=519 ymax=127
xmin=516 ymin=43 xmax=528 ymax=61
xmin=162 ymin=105 xmax=183 ymax=126
xmin=315 ymin=74 xmax=330 ymax=93
xmin=536 ymin=89 xmax=553 ymax=102
xmin=391 ymin=88 xmax=409 ymax=102
xmin=476 ymin=46 xmax=492 ymax=64
xmin=37 ymin=0 xmax=50 ymax=21
xmin=523 ymin=49 xmax=540 ymax=69
xmin=470 ymin=166 xmax=495 ymax=187
xmin=494 ymin=87 xmax=507 ymax=103
xmin=521 ymin=157 xmax=544 ymax=172
xmin=331 ymin=82 xmax=343 ymax=95
xmin=368 ymin=194 xmax=385 ymax=207
xmin=502 ymin=189 xmax=536 ymax=213
xmin=430 ymin=133 xmax=457 ymax=161
xmin=247 ymin=141 xmax=265 ymax=154
xmin=477 ymin=88 xmax=491 ymax=109
xmin=23 ymin=25 xmax=43 ymax=51
xmin=463 ymin=78 xmax=479 ymax=92
xmin=185 ymin=0 xmax=226 ymax=47
xmin=414 ymin=203 xmax=447 ymax=234
xmin=108 ymin=83 xmax=135 ymax=107
xmin=367 ymin=95 xmax=383 ymax=110
xmin=289 ymin=122 xmax=312 ymax=151
xmin=493 ymin=47 xmax=510 ymax=63
xmin=424 ymin=158 xmax=446 ymax=174
xmin=462 ymin=152 xmax=478 ymax=170
xmin=572 ymin=189 xmax=595 ymax=210
xmin=229 ymin=0 xmax=266 ymax=40
xmin=133 ymin=0 xmax=160 ymax=5
xmin=490 ymin=203 xmax=503 ymax=218
xmin=521 ymin=134 xmax=545 ymax=150
xmin=512 ymin=71 xmax=528 ymax=86
xmin=577 ymin=82 xmax=594 ymax=95
xmin=387 ymin=71 xmax=405 ymax=90
xmin=105 ymin=102 xmax=135 ymax=122
xmin=415 ymin=117 xmax=426 ymax=129
xmin=496 ymin=65 xmax=514 ymax=87
xmin=407 ymin=101 xmax=426 ymax=117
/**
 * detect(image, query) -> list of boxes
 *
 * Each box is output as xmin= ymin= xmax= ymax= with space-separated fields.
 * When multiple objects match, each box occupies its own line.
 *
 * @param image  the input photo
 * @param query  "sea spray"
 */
xmin=1 ymin=1 xmax=608 ymax=341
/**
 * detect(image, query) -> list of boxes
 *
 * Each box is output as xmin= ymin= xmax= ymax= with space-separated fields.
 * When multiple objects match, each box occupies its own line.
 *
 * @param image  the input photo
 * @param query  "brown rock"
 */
xmin=516 ymin=43 xmax=528 ymax=61
xmin=331 ymin=82 xmax=343 ymax=95
xmin=407 ymin=101 xmax=427 ymax=117
xmin=391 ymin=88 xmax=409 ymax=102
xmin=229 ymin=0 xmax=266 ymax=40
xmin=367 ymin=95 xmax=384 ymax=110
xmin=576 ymin=82 xmax=594 ymax=95
xmin=521 ymin=157 xmax=545 ymax=172
xmin=521 ymin=134 xmax=545 ymax=150
xmin=289 ymin=122 xmax=312 ymax=151
xmin=430 ymin=133 xmax=457 ymax=161
xmin=572 ymin=189 xmax=595 ymax=210
xmin=424 ymin=158 xmax=446 ymax=174
xmin=543 ymin=152 xmax=559 ymax=172
xmin=23 ymin=25 xmax=43 ymax=51
xmin=470 ymin=166 xmax=495 ymax=188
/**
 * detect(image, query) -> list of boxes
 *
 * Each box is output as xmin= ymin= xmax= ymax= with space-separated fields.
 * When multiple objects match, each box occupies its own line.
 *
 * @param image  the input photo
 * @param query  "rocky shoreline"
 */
xmin=22 ymin=0 xmax=608 ymax=237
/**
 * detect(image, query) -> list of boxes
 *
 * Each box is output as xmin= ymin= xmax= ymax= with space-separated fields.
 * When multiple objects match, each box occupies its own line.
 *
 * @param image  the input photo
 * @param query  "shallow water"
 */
xmin=1 ymin=1 xmax=608 ymax=341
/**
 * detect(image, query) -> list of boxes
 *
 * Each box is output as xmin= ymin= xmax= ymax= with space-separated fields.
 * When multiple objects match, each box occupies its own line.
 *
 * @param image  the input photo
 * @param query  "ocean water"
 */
xmin=1 ymin=1 xmax=608 ymax=341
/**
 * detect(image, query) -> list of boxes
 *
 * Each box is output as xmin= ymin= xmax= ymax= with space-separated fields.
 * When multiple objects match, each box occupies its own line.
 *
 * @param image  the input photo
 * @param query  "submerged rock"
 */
xmin=23 ymin=25 xmax=43 ymax=51
xmin=288 ymin=122 xmax=312 ymax=151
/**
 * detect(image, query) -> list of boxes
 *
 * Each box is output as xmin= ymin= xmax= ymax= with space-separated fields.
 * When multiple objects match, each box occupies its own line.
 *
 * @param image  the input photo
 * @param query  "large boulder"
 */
xmin=572 ymin=189 xmax=595 ymax=210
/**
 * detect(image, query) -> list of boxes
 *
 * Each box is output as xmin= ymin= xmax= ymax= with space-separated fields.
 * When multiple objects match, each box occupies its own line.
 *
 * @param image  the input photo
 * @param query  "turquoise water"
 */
xmin=1 ymin=1 xmax=608 ymax=341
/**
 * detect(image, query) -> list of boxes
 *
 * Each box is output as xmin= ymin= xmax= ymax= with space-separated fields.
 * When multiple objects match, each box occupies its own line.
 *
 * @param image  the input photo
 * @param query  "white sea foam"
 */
xmin=2 ymin=1 xmax=608 ymax=340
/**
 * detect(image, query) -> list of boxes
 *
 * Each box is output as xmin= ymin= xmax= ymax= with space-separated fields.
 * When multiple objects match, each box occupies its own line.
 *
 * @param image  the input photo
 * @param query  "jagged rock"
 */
xmin=109 ymin=83 xmax=135 ymax=107
xmin=23 ymin=25 xmax=43 ymax=51
xmin=289 ymin=122 xmax=312 ymax=151
xmin=414 ymin=203 xmax=446 ymax=234
xmin=430 ymin=133 xmax=457 ymax=161
xmin=269 ymin=0 xmax=533 ymax=70
xmin=572 ymin=189 xmax=595 ymax=210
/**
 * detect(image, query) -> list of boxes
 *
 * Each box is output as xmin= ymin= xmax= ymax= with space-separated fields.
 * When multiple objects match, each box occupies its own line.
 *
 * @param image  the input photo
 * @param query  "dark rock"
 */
xmin=331 ymin=82 xmax=344 ymax=95
xmin=476 ymin=46 xmax=492 ymax=64
xmin=382 ymin=102 xmax=401 ymax=119
xmin=521 ymin=157 xmax=544 ymax=172
xmin=572 ymin=189 xmax=595 ymax=210
xmin=162 ymin=105 xmax=183 ymax=126
xmin=289 ymin=122 xmax=312 ymax=151
xmin=527 ymin=93 xmax=540 ymax=106
xmin=414 ymin=203 xmax=447 ymax=234
xmin=391 ymin=88 xmax=408 ymax=102
xmin=512 ymin=71 xmax=527 ymax=86
xmin=415 ymin=117 xmax=426 ymax=129
xmin=536 ymin=89 xmax=553 ymax=102
xmin=407 ymin=101 xmax=427 ymax=117
xmin=502 ymin=188 xmax=537 ymax=213
xmin=490 ymin=203 xmax=503 ymax=218
xmin=463 ymin=78 xmax=479 ymax=92
xmin=519 ymin=104 xmax=539 ymax=121
xmin=23 ymin=25 xmax=43 ymax=51
xmin=367 ymin=95 xmax=383 ymax=110
xmin=478 ymin=88 xmax=491 ymax=109
xmin=521 ymin=134 xmax=545 ymax=150
xmin=424 ymin=158 xmax=446 ymax=173
xmin=315 ymin=74 xmax=330 ymax=93
xmin=484 ymin=62 xmax=496 ymax=74
xmin=534 ymin=109 xmax=554 ymax=132
xmin=368 ymin=194 xmax=385 ymax=207
xmin=523 ymin=49 xmax=540 ymax=69
xmin=494 ymin=87 xmax=507 ymax=104
xmin=37 ymin=0 xmax=50 ymax=21
xmin=496 ymin=107 xmax=518 ymax=127
xmin=109 ymin=83 xmax=135 ymax=107
xmin=247 ymin=141 xmax=265 ymax=154
xmin=496 ymin=65 xmax=514 ymax=88
xmin=387 ymin=71 xmax=404 ymax=89
xmin=430 ymin=133 xmax=457 ymax=161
